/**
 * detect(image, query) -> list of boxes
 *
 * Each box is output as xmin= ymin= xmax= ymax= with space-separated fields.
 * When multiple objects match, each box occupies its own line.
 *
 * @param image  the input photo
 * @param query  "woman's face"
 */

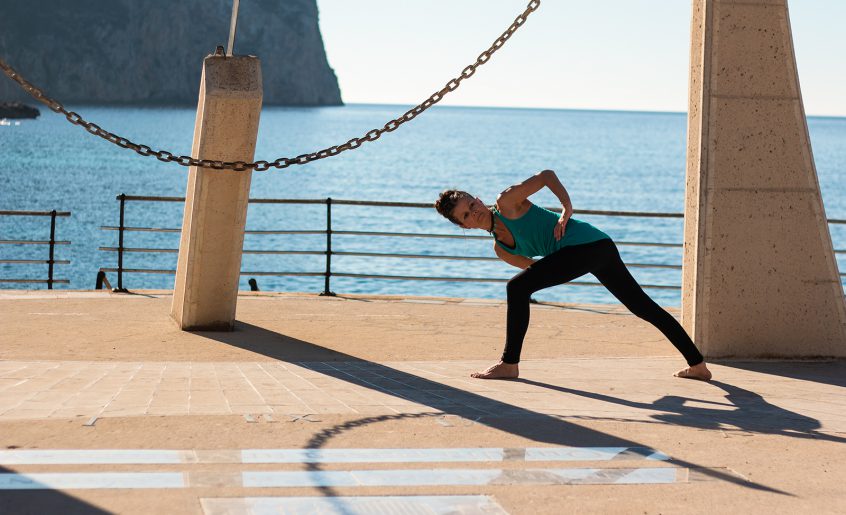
xmin=451 ymin=195 xmax=489 ymax=230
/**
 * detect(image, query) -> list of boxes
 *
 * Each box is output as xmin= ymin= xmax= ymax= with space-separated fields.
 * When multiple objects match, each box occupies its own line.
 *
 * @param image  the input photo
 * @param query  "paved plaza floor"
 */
xmin=0 ymin=291 xmax=844 ymax=514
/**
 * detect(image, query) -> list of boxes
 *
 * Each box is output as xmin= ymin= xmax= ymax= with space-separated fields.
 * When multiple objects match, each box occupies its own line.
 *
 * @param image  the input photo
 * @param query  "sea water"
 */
xmin=1 ymin=104 xmax=844 ymax=306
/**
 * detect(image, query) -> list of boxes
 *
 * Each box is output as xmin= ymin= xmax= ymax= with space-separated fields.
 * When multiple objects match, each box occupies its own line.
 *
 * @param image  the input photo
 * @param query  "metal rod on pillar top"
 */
xmin=227 ymin=0 xmax=240 ymax=57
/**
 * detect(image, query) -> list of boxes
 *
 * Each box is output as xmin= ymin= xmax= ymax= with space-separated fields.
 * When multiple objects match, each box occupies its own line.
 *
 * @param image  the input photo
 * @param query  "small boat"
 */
xmin=0 ymin=102 xmax=40 ymax=119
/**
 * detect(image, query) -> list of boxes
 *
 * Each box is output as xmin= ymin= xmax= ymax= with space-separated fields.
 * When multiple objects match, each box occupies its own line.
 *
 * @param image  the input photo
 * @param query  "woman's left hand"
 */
xmin=554 ymin=213 xmax=570 ymax=241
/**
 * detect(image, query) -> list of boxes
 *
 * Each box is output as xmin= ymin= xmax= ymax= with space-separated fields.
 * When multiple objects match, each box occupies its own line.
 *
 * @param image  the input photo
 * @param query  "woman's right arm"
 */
xmin=494 ymin=243 xmax=535 ymax=269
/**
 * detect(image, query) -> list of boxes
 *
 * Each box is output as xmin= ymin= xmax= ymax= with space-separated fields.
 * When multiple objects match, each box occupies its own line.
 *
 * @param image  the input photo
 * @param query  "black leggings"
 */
xmin=502 ymin=238 xmax=704 ymax=366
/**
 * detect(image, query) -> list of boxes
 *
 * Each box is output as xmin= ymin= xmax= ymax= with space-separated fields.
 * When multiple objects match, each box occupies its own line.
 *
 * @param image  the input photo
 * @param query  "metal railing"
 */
xmin=98 ymin=195 xmax=846 ymax=295
xmin=0 ymin=210 xmax=71 ymax=288
xmin=97 ymin=194 xmax=691 ymax=294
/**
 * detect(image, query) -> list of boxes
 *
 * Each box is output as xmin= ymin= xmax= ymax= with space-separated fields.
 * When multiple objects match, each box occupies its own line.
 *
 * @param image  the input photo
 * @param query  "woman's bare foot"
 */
xmin=471 ymin=361 xmax=519 ymax=379
xmin=674 ymin=362 xmax=712 ymax=381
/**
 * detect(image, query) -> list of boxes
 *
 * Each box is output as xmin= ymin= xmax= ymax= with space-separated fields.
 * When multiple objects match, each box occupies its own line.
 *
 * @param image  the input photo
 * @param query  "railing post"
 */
xmin=47 ymin=209 xmax=56 ymax=290
xmin=115 ymin=193 xmax=128 ymax=293
xmin=320 ymin=197 xmax=336 ymax=296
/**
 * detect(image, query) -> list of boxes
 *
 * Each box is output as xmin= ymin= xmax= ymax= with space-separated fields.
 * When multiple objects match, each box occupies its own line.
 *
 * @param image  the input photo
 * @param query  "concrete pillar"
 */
xmin=683 ymin=0 xmax=846 ymax=357
xmin=171 ymin=54 xmax=262 ymax=331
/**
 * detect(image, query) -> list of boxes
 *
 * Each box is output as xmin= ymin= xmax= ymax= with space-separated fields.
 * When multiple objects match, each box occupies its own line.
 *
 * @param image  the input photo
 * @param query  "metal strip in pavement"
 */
xmin=0 ymin=472 xmax=184 ymax=490
xmin=524 ymin=447 xmax=669 ymax=462
xmin=0 ymin=467 xmax=714 ymax=490
xmin=200 ymin=495 xmax=508 ymax=515
xmin=0 ymin=449 xmax=186 ymax=465
xmin=0 ymin=446 xmax=669 ymax=465
xmin=241 ymin=447 xmax=507 ymax=463
xmin=242 ymin=467 xmax=686 ymax=488
xmin=244 ymin=446 xmax=669 ymax=463
xmin=611 ymin=467 xmax=680 ymax=484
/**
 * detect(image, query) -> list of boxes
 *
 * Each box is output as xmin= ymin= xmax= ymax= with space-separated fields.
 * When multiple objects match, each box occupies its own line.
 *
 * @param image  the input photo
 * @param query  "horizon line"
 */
xmin=338 ymin=102 xmax=846 ymax=120
xmin=18 ymin=101 xmax=846 ymax=120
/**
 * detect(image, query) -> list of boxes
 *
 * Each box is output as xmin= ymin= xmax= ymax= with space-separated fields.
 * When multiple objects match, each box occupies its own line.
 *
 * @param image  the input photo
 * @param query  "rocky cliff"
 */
xmin=0 ymin=0 xmax=342 ymax=106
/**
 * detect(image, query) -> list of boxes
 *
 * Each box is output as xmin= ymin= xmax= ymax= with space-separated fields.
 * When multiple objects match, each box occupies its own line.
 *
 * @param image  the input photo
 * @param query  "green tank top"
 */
xmin=493 ymin=203 xmax=610 ymax=258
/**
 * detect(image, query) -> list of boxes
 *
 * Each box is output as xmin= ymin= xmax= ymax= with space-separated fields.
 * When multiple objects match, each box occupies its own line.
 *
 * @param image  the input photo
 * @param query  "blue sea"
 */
xmin=2 ymin=104 xmax=845 ymax=306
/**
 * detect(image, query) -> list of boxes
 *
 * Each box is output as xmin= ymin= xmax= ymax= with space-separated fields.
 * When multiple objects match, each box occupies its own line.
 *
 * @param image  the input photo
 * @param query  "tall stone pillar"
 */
xmin=683 ymin=0 xmax=846 ymax=357
xmin=171 ymin=54 xmax=262 ymax=331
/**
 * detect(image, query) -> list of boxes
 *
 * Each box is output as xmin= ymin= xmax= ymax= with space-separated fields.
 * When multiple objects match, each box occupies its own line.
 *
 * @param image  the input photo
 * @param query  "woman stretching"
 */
xmin=434 ymin=169 xmax=712 ymax=381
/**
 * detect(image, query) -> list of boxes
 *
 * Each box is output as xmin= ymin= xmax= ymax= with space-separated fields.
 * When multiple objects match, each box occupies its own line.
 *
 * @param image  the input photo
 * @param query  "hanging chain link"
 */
xmin=0 ymin=0 xmax=540 ymax=172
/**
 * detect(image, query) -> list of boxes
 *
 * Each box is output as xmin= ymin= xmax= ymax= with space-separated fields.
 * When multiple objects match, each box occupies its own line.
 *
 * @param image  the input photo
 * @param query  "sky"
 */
xmin=316 ymin=0 xmax=846 ymax=117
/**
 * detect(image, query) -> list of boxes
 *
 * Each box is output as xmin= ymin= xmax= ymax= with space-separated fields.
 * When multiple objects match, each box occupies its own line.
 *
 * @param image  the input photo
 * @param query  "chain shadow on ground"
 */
xmin=300 ymin=412 xmax=445 ymax=501
xmin=196 ymin=321 xmax=789 ymax=495
xmin=514 ymin=378 xmax=846 ymax=444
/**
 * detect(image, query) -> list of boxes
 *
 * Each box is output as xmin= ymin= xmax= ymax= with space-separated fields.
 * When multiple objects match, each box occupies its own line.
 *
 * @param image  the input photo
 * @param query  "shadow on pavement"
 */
xmin=301 ymin=412 xmax=444 ymax=500
xmin=515 ymin=378 xmax=846 ymax=444
xmin=716 ymin=360 xmax=846 ymax=388
xmin=196 ymin=321 xmax=790 ymax=495
xmin=0 ymin=465 xmax=110 ymax=515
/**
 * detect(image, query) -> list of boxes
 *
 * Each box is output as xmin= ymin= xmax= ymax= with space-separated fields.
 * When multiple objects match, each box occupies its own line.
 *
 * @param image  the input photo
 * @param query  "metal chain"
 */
xmin=0 ymin=0 xmax=540 ymax=172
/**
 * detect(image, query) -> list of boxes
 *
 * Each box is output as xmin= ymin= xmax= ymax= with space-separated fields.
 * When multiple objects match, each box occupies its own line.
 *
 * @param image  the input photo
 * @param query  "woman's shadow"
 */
xmin=515 ymin=378 xmax=846 ymax=443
